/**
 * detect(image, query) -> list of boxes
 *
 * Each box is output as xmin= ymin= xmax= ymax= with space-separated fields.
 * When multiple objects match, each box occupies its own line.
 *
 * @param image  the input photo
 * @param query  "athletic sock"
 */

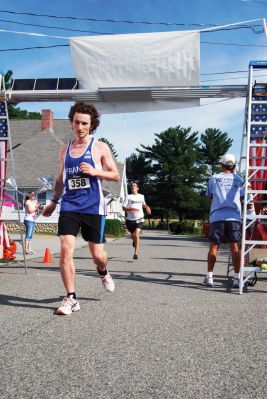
xmin=234 ymin=273 xmax=240 ymax=279
xmin=98 ymin=268 xmax=108 ymax=276
xmin=67 ymin=292 xmax=76 ymax=299
xmin=207 ymin=272 xmax=213 ymax=278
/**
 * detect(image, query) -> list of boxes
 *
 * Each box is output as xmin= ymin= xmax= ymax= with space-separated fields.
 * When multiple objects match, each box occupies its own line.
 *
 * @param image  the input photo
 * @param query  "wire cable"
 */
xmin=201 ymin=40 xmax=267 ymax=47
xmin=0 ymin=9 xmax=219 ymax=26
xmin=0 ymin=9 xmax=262 ymax=33
xmin=0 ymin=44 xmax=69 ymax=52
xmin=0 ymin=18 xmax=110 ymax=35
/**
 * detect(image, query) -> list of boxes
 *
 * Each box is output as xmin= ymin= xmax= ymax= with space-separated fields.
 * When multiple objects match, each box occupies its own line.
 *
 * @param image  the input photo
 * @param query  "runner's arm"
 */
xmin=80 ymin=142 xmax=120 ymax=182
xmin=42 ymin=146 xmax=66 ymax=217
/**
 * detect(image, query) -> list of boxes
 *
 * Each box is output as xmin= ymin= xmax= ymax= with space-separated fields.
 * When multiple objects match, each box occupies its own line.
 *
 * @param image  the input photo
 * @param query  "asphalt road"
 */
xmin=0 ymin=230 xmax=266 ymax=399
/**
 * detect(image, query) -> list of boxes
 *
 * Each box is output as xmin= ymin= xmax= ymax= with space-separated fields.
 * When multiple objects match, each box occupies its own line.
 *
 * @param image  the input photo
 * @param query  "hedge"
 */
xmin=105 ymin=219 xmax=124 ymax=237
xmin=169 ymin=220 xmax=201 ymax=235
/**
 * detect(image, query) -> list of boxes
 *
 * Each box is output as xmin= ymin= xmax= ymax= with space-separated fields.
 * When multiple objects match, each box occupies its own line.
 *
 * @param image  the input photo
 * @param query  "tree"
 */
xmin=126 ymin=152 xmax=152 ymax=187
xmin=139 ymin=126 xmax=208 ymax=222
xmin=3 ymin=69 xmax=13 ymax=89
xmin=200 ymin=128 xmax=233 ymax=175
xmin=8 ymin=106 xmax=41 ymax=120
xmin=1 ymin=70 xmax=41 ymax=120
xmin=98 ymin=137 xmax=118 ymax=160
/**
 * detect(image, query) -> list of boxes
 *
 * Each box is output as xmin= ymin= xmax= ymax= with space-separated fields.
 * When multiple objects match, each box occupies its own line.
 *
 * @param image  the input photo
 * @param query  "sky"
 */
xmin=0 ymin=0 xmax=267 ymax=163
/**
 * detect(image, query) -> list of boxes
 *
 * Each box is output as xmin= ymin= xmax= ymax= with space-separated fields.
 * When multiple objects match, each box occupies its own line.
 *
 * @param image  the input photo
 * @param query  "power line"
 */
xmin=0 ymin=44 xmax=69 ymax=52
xmin=202 ymin=41 xmax=266 ymax=47
xmin=201 ymin=70 xmax=247 ymax=76
xmin=0 ymin=8 xmax=262 ymax=33
xmin=0 ymin=9 xmax=218 ymax=26
xmin=0 ymin=18 xmax=110 ymax=35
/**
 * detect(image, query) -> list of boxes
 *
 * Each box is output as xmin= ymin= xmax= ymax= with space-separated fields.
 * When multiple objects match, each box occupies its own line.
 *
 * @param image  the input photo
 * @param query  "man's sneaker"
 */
xmin=203 ymin=276 xmax=214 ymax=287
xmin=233 ymin=278 xmax=240 ymax=288
xmin=98 ymin=269 xmax=115 ymax=293
xmin=56 ymin=296 xmax=80 ymax=315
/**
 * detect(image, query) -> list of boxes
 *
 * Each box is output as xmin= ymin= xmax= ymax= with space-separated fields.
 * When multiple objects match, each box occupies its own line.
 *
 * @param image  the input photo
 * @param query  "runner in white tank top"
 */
xmin=123 ymin=182 xmax=151 ymax=260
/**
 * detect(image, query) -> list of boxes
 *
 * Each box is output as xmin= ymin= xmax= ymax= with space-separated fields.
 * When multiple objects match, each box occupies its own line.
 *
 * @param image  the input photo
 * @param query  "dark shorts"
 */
xmin=58 ymin=212 xmax=106 ymax=243
xmin=126 ymin=219 xmax=144 ymax=233
xmin=209 ymin=221 xmax=241 ymax=245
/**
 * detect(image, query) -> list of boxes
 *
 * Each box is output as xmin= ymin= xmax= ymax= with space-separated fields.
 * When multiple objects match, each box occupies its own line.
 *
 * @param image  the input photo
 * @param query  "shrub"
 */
xmin=169 ymin=220 xmax=200 ymax=235
xmin=105 ymin=219 xmax=124 ymax=237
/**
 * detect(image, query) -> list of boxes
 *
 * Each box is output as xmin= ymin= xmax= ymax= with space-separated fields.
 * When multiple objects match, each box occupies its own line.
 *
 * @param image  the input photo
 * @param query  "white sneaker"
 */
xmin=56 ymin=296 xmax=80 ymax=315
xmin=98 ymin=270 xmax=115 ymax=293
xmin=29 ymin=250 xmax=36 ymax=254
xmin=233 ymin=278 xmax=240 ymax=288
xmin=203 ymin=276 xmax=214 ymax=287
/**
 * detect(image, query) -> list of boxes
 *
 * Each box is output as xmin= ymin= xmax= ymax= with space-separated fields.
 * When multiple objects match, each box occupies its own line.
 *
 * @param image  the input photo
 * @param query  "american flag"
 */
xmin=250 ymin=96 xmax=267 ymax=213
xmin=0 ymin=101 xmax=6 ymax=116
xmin=0 ymin=100 xmax=10 ymax=258
xmin=0 ymin=101 xmax=8 ymax=138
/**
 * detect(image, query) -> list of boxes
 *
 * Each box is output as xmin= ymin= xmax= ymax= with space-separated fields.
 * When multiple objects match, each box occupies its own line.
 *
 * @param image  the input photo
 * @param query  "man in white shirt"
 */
xmin=123 ymin=182 xmax=151 ymax=259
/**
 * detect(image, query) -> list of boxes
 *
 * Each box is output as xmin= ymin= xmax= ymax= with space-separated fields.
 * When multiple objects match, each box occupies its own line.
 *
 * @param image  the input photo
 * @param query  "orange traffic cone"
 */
xmin=43 ymin=247 xmax=53 ymax=263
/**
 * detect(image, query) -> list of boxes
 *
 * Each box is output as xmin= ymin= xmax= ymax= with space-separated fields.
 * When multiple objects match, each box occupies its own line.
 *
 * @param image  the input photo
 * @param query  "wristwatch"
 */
xmin=51 ymin=196 xmax=60 ymax=204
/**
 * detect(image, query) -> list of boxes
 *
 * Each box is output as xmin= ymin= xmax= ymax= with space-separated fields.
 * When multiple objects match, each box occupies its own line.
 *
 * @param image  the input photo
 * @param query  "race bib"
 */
xmin=68 ymin=177 xmax=90 ymax=190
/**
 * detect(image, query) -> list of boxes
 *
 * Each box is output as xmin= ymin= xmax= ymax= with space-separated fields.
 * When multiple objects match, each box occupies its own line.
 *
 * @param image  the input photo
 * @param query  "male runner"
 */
xmin=42 ymin=102 xmax=120 ymax=315
xmin=123 ymin=182 xmax=151 ymax=259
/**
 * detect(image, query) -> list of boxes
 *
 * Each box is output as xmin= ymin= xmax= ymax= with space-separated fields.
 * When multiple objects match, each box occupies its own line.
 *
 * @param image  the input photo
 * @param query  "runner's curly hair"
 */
xmin=68 ymin=102 xmax=100 ymax=133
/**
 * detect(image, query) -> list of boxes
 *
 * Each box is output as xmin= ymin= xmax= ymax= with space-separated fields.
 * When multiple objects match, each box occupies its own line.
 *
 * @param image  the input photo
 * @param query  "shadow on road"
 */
xmin=0 ymin=294 xmax=100 ymax=310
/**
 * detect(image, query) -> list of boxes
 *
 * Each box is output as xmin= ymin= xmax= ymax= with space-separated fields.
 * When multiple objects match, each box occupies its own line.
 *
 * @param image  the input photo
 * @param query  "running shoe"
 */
xmin=29 ymin=250 xmax=36 ymax=254
xmin=97 ymin=269 xmax=115 ymax=292
xmin=203 ymin=276 xmax=214 ymax=287
xmin=233 ymin=278 xmax=240 ymax=288
xmin=56 ymin=296 xmax=80 ymax=315
xmin=133 ymin=254 xmax=138 ymax=260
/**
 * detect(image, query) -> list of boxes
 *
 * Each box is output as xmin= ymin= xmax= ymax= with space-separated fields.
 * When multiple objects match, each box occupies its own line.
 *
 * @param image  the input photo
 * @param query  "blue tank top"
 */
xmin=60 ymin=138 xmax=106 ymax=215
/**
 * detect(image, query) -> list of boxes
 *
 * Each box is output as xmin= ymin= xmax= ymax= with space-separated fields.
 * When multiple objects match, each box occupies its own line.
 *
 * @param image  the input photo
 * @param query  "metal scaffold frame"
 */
xmin=0 ymin=75 xmax=27 ymax=271
xmin=239 ymin=60 xmax=267 ymax=294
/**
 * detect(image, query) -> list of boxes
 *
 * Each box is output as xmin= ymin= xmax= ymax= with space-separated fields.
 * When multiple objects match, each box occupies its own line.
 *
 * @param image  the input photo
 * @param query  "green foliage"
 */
xmin=3 ymin=69 xmax=13 ymax=89
xmin=169 ymin=220 xmax=200 ymax=235
xmin=126 ymin=153 xmax=152 ymax=186
xmin=105 ymin=219 xmax=124 ymax=237
xmin=99 ymin=137 xmax=118 ymax=160
xmin=125 ymin=125 xmax=233 ymax=223
xmin=138 ymin=126 xmax=208 ymax=221
xmin=8 ymin=105 xmax=41 ymax=120
xmin=200 ymin=128 xmax=233 ymax=175
xmin=2 ymin=70 xmax=41 ymax=119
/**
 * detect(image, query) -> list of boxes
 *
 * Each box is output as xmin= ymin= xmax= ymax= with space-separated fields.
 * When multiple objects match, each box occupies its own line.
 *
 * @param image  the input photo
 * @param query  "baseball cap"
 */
xmin=220 ymin=153 xmax=236 ymax=166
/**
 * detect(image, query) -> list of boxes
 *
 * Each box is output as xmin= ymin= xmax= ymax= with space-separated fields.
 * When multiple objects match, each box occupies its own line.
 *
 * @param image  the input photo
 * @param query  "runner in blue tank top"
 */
xmin=43 ymin=102 xmax=120 ymax=315
xmin=61 ymin=137 xmax=106 ymax=215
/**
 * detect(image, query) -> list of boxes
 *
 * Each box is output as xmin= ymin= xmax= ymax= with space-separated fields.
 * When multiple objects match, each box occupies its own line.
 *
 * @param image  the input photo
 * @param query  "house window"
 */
xmin=37 ymin=192 xmax=46 ymax=206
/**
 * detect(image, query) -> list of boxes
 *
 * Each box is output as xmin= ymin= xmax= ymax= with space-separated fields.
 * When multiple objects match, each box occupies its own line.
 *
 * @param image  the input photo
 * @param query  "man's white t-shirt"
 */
xmin=124 ymin=194 xmax=146 ymax=222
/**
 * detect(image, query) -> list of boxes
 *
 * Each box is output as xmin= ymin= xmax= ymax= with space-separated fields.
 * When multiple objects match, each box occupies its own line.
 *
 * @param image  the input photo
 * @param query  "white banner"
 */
xmin=70 ymin=30 xmax=200 ymax=113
